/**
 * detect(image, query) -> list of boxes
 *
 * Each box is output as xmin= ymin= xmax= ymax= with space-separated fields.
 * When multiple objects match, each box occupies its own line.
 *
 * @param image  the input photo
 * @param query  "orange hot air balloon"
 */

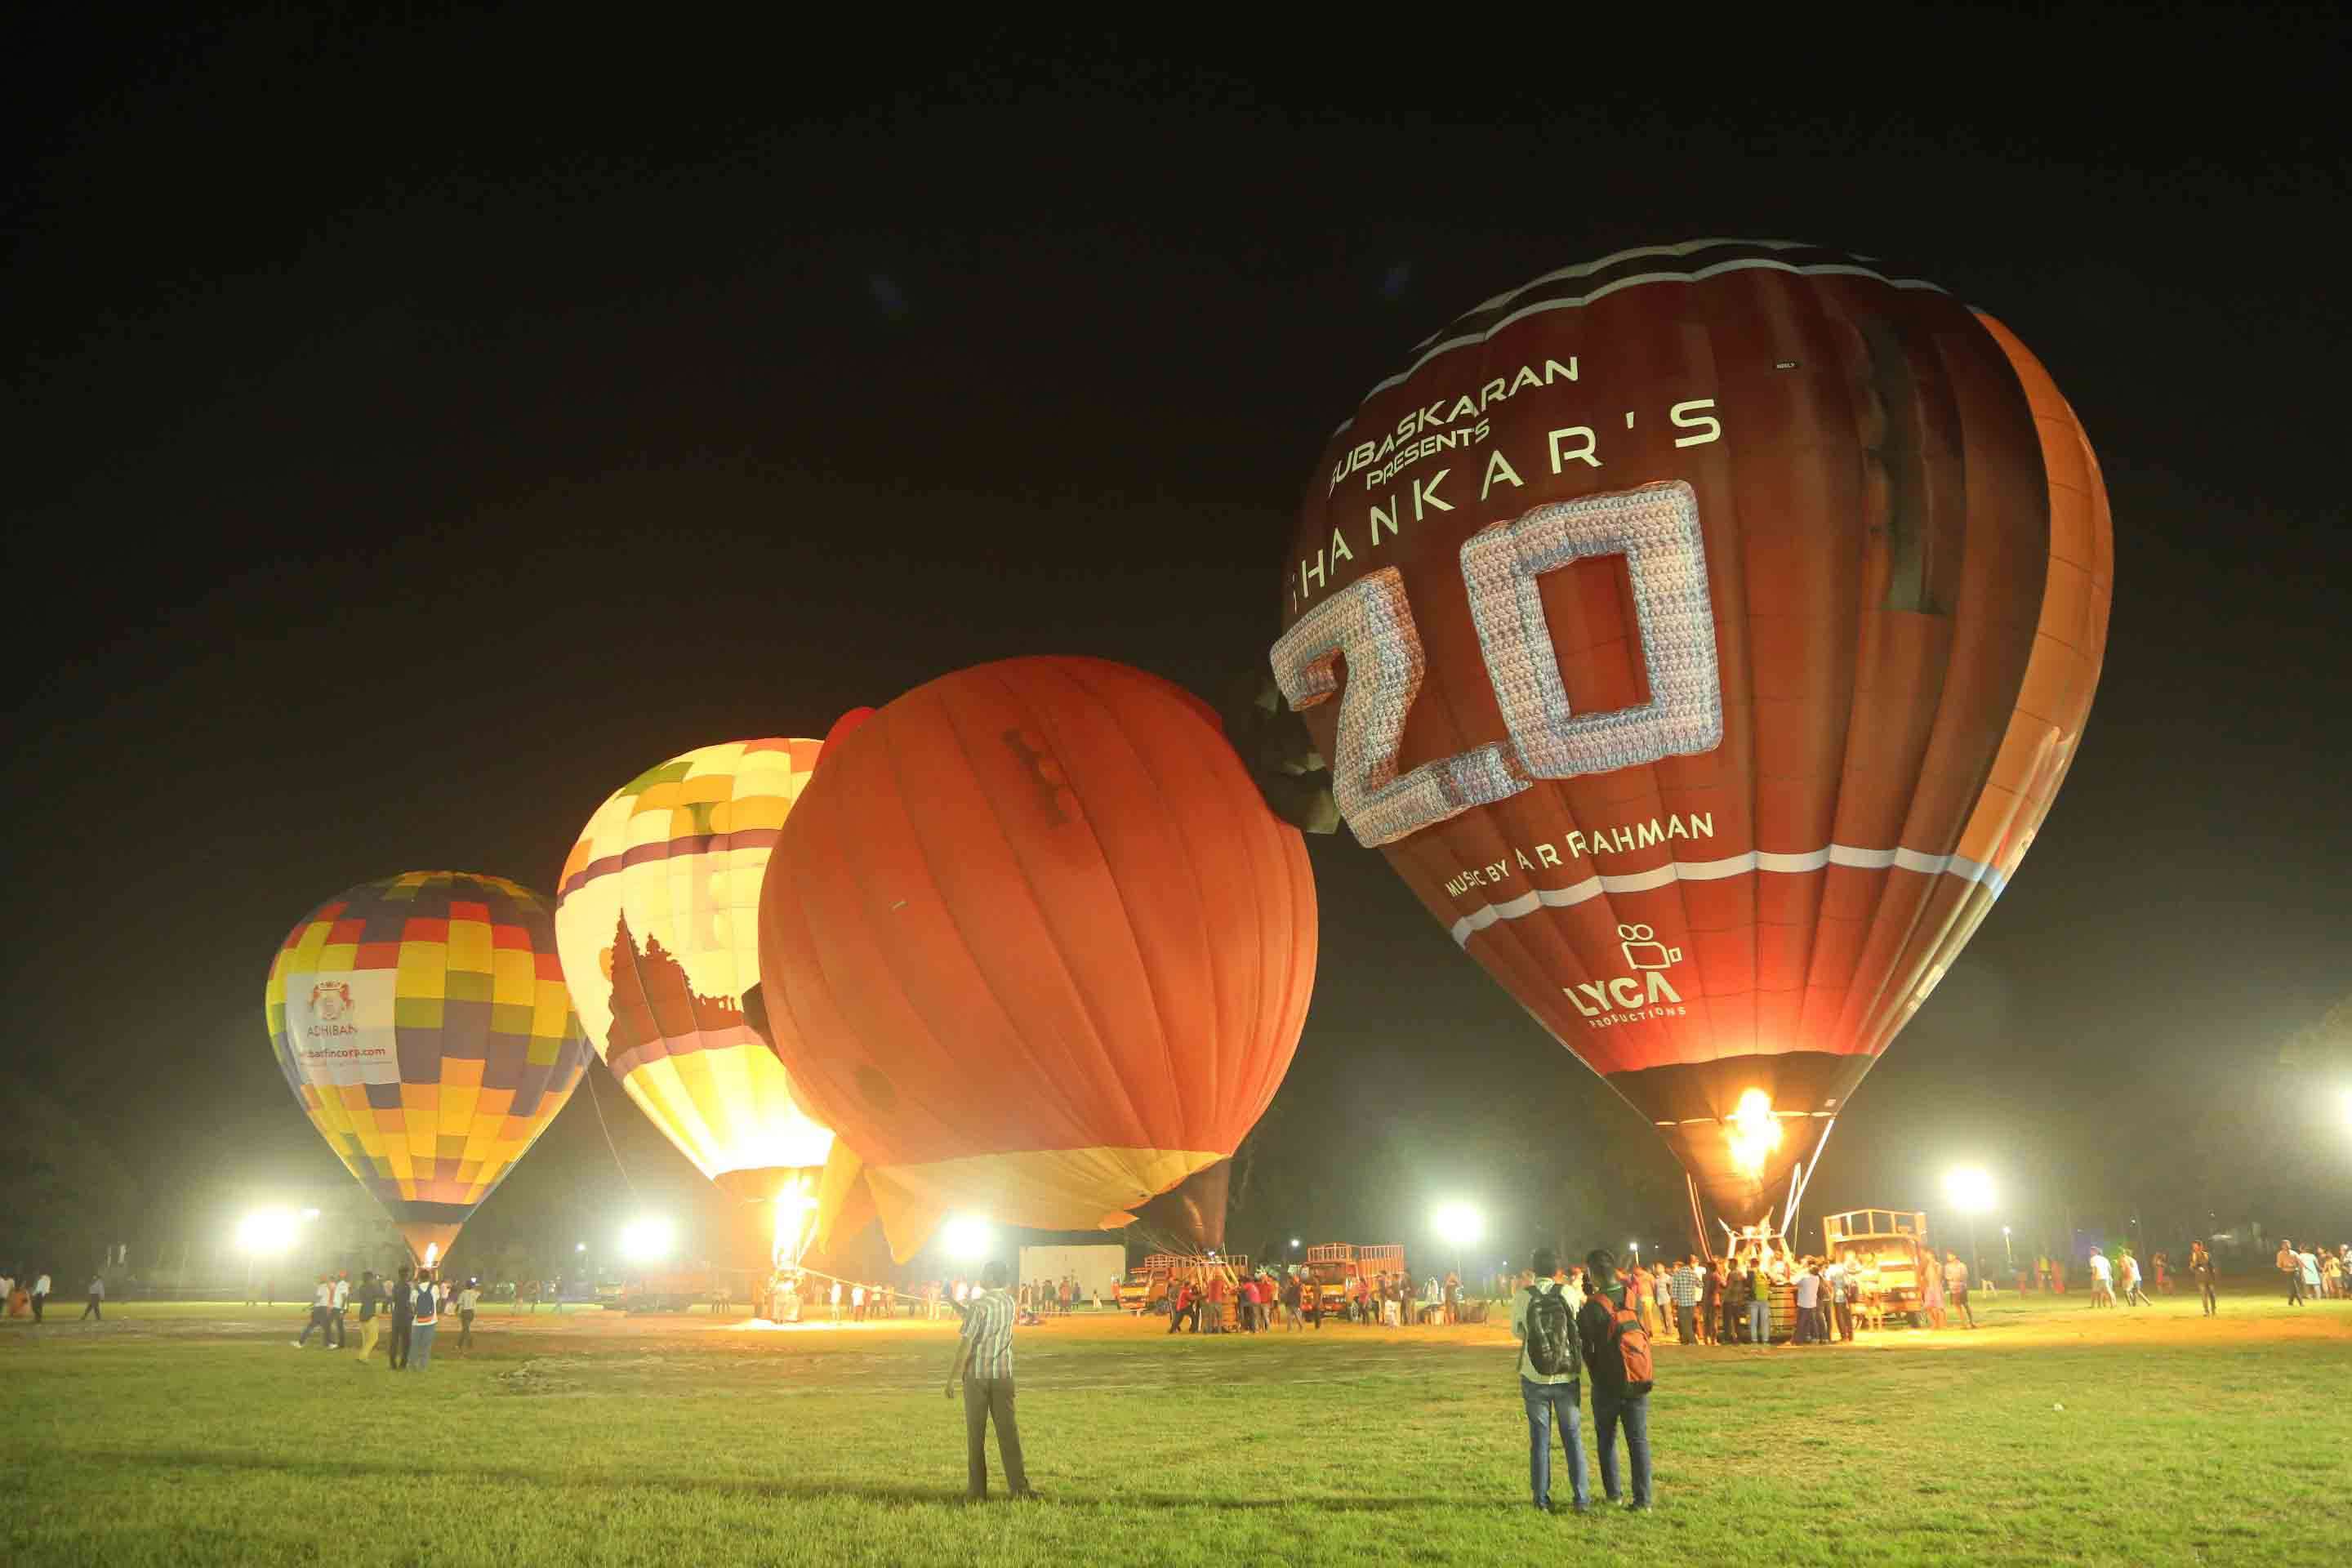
xmin=1272 ymin=239 xmax=2110 ymax=1245
xmin=757 ymin=656 xmax=1318 ymax=1261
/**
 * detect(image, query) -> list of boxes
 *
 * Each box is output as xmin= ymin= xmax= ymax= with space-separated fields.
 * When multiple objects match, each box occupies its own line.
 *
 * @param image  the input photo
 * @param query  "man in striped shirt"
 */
xmin=1668 ymin=1258 xmax=1703 ymax=1346
xmin=945 ymin=1261 xmax=1036 ymax=1502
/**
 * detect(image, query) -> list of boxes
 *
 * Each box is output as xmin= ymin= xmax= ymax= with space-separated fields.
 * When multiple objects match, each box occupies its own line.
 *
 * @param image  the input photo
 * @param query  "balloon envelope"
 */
xmin=555 ymin=739 xmax=837 ymax=1223
xmin=1274 ymin=239 xmax=2110 ymax=1236
xmin=758 ymin=657 xmax=1318 ymax=1260
xmin=265 ymin=871 xmax=591 ymax=1263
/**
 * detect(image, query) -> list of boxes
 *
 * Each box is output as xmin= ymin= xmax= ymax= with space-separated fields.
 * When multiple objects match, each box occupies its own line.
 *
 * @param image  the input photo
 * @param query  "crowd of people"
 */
xmin=1155 ymin=1264 xmax=1475 ymax=1333
xmin=274 ymin=1266 xmax=479 ymax=1367
xmin=0 ymin=1269 xmax=63 ymax=1321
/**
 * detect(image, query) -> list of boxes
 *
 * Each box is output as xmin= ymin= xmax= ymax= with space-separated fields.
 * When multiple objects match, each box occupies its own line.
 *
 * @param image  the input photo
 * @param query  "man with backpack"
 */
xmin=1579 ymin=1250 xmax=1655 ymax=1512
xmin=1509 ymin=1248 xmax=1588 ymax=1514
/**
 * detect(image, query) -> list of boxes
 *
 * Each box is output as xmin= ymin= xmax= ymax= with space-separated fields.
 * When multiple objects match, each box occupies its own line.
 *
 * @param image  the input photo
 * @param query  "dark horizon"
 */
xmin=7 ymin=15 xmax=2349 ymax=1282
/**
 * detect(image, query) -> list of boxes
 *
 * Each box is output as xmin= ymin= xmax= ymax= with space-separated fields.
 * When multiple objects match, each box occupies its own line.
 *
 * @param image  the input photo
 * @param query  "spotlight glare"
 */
xmin=621 ymin=1218 xmax=675 ymax=1263
xmin=942 ymin=1214 xmax=993 ymax=1263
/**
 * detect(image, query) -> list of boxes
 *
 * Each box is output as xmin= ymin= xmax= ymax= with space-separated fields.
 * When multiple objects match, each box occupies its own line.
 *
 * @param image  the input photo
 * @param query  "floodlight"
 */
xmin=1434 ymin=1203 xmax=1484 ymax=1249
xmin=1944 ymin=1167 xmax=1995 ymax=1213
xmin=942 ymin=1214 xmax=993 ymax=1262
xmin=621 ymin=1218 xmax=675 ymax=1263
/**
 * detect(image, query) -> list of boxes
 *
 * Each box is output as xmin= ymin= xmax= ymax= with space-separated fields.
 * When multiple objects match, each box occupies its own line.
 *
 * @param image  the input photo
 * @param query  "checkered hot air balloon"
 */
xmin=265 ymin=871 xmax=591 ymax=1266
xmin=1272 ymin=239 xmax=2112 ymax=1246
xmin=555 ymin=741 xmax=839 ymax=1263
xmin=757 ymin=657 xmax=1318 ymax=1263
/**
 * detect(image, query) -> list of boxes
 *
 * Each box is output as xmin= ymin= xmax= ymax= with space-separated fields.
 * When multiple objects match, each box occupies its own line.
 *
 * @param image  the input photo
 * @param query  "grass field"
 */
xmin=4 ymin=1286 xmax=2347 ymax=1566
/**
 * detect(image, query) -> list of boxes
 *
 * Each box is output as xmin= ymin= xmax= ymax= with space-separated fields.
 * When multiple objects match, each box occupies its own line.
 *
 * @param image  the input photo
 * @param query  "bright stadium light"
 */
xmin=236 ymin=1210 xmax=298 ymax=1254
xmin=1945 ymin=1168 xmax=1995 ymax=1213
xmin=1435 ymin=1203 xmax=1484 ymax=1280
xmin=621 ymin=1218 xmax=675 ymax=1263
xmin=942 ymin=1214 xmax=993 ymax=1263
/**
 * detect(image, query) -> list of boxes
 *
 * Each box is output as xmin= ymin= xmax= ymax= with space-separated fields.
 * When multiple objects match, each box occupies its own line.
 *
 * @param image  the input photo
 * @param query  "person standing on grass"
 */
xmin=457 ymin=1279 xmax=480 ymax=1348
xmin=1944 ymin=1251 xmax=1977 ymax=1328
xmin=2276 ymin=1241 xmax=2302 ymax=1306
xmin=944 ymin=1260 xmax=1036 ymax=1503
xmin=1511 ymin=1248 xmax=1588 ymax=1514
xmin=79 ymin=1274 xmax=105 ymax=1321
xmin=410 ymin=1272 xmax=440 ymax=1371
xmin=2296 ymin=1245 xmax=2320 ymax=1305
xmin=1281 ymin=1269 xmax=1303 ymax=1331
xmin=2123 ymin=1251 xmax=2150 ymax=1307
xmin=2086 ymin=1248 xmax=2113 ymax=1307
xmin=31 ymin=1269 xmax=50 ymax=1323
xmin=1668 ymin=1257 xmax=1701 ymax=1348
xmin=2190 ymin=1242 xmax=2217 ymax=1316
xmin=354 ymin=1271 xmax=385 ymax=1362
xmin=1578 ymin=1250 xmax=1654 ymax=1511
xmin=387 ymin=1265 xmax=415 ymax=1371
xmin=1920 ymin=1254 xmax=1946 ymax=1329
xmin=329 ymin=1272 xmax=350 ymax=1348
xmin=1793 ymin=1260 xmax=1822 ymax=1344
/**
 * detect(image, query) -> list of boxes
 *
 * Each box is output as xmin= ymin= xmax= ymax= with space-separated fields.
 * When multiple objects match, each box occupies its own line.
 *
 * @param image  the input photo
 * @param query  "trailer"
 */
xmin=1821 ymin=1209 xmax=1936 ymax=1328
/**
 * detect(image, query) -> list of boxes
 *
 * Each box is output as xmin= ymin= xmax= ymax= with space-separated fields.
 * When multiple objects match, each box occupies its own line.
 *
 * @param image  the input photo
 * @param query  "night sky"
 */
xmin=9 ymin=14 xmax=2349 ymax=1276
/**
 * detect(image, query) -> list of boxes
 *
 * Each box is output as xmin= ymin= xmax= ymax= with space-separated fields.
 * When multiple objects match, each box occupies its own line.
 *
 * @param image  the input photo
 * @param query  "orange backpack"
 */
xmin=1603 ymin=1291 xmax=1655 ymax=1395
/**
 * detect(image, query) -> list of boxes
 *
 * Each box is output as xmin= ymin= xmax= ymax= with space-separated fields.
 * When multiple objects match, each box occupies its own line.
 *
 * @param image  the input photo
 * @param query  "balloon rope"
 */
xmin=581 ymin=1062 xmax=640 ymax=1201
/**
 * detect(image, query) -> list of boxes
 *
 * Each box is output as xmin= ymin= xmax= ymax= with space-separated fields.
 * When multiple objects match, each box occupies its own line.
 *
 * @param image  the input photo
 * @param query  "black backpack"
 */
xmin=1523 ymin=1285 xmax=1579 ymax=1378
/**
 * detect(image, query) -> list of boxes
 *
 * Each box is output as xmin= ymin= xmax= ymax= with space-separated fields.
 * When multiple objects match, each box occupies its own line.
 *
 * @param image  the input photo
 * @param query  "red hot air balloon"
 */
xmin=1272 ymin=239 xmax=2110 ymax=1247
xmin=757 ymin=657 xmax=1317 ymax=1261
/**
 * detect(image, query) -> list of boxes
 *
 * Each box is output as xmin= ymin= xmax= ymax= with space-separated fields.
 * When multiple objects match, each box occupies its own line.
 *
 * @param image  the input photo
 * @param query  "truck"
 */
xmin=617 ymin=1268 xmax=737 ymax=1314
xmin=1303 ymin=1243 xmax=1408 ymax=1318
xmin=1116 ymin=1252 xmax=1254 ymax=1317
xmin=1820 ymin=1209 xmax=1936 ymax=1327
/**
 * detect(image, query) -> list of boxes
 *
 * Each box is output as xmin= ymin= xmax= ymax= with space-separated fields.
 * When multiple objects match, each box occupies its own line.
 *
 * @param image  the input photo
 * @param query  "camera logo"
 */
xmin=1618 ymin=923 xmax=1682 ymax=972
xmin=1566 ymin=923 xmax=1690 ymax=1027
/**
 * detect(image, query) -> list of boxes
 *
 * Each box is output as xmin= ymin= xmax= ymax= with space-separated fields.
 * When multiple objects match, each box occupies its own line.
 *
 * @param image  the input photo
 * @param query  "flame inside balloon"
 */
xmin=1726 ymin=1089 xmax=1783 ymax=1177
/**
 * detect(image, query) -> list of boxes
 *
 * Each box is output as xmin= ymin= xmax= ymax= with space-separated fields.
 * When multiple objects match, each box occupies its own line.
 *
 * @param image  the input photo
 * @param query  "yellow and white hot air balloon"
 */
xmin=556 ymin=740 xmax=837 ymax=1263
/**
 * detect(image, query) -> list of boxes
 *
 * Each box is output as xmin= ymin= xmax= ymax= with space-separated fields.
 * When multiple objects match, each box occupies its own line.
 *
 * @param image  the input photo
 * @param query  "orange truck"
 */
xmin=1303 ymin=1243 xmax=1408 ymax=1316
xmin=1117 ymin=1252 xmax=1253 ymax=1316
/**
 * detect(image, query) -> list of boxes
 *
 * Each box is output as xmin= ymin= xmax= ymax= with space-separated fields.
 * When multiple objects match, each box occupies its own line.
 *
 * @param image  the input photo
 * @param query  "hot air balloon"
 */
xmin=757 ymin=656 xmax=1318 ymax=1262
xmin=265 ymin=871 xmax=591 ymax=1267
xmin=555 ymin=740 xmax=839 ymax=1266
xmin=1271 ymin=238 xmax=2110 ymax=1249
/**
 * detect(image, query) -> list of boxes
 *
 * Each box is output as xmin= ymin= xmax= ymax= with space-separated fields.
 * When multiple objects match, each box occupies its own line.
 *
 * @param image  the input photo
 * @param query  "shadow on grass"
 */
xmin=74 ymin=1448 xmax=1486 ymax=1512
